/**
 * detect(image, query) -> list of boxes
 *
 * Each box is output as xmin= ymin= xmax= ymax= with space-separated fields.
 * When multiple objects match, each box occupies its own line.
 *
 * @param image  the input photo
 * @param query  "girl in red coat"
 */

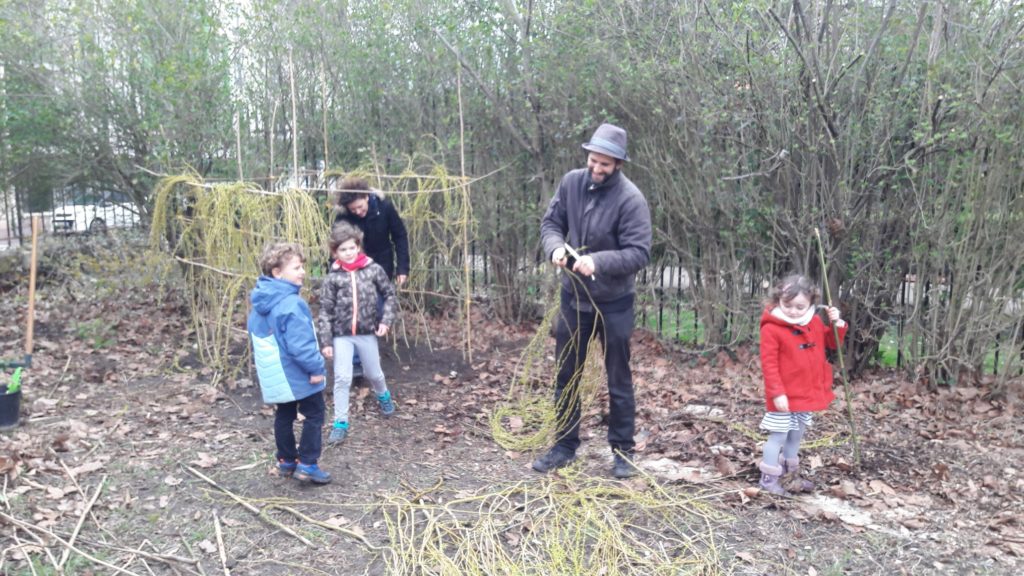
xmin=757 ymin=275 xmax=847 ymax=495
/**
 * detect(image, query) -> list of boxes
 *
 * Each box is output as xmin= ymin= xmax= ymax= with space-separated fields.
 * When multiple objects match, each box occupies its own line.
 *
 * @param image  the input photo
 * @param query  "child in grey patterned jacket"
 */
xmin=318 ymin=222 xmax=398 ymax=444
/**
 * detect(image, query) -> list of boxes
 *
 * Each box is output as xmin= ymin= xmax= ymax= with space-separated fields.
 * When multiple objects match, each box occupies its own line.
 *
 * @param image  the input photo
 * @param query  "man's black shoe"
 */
xmin=611 ymin=452 xmax=637 ymax=479
xmin=532 ymin=447 xmax=576 ymax=473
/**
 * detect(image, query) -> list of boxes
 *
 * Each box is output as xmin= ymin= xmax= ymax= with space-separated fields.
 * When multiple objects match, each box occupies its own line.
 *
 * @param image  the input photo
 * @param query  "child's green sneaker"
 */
xmin=328 ymin=421 xmax=349 ymax=445
xmin=377 ymin=391 xmax=396 ymax=417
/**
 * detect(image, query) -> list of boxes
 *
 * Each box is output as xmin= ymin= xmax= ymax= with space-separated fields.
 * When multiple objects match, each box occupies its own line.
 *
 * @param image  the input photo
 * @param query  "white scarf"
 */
xmin=770 ymin=306 xmax=816 ymax=327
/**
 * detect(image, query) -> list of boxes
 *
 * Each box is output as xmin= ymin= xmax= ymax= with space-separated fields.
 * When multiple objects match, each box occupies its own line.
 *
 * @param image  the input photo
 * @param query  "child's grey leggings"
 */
xmin=761 ymin=420 xmax=806 ymax=465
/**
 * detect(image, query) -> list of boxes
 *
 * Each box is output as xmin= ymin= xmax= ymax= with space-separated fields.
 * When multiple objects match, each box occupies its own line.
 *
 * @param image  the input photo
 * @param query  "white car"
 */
xmin=51 ymin=192 xmax=141 ymax=233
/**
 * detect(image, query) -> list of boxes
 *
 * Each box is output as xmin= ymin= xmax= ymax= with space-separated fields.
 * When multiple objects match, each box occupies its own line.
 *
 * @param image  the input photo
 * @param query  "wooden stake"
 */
xmin=456 ymin=63 xmax=473 ymax=364
xmin=25 ymin=215 xmax=39 ymax=363
xmin=234 ymin=111 xmax=244 ymax=182
xmin=814 ymin=227 xmax=861 ymax=466
xmin=289 ymin=48 xmax=299 ymax=187
xmin=320 ymin=59 xmax=329 ymax=172
xmin=269 ymin=99 xmax=279 ymax=183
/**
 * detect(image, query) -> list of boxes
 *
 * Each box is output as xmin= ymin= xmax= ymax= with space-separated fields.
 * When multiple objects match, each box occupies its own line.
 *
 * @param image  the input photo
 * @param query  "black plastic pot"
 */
xmin=0 ymin=389 xmax=21 ymax=430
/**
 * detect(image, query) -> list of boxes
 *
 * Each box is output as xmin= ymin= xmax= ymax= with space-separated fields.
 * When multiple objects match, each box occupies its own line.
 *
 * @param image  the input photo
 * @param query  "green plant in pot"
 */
xmin=6 ymin=368 xmax=22 ymax=394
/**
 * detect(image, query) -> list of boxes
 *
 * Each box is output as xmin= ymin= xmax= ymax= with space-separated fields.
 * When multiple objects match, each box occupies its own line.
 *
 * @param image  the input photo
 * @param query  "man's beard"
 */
xmin=589 ymin=168 xmax=616 ymax=185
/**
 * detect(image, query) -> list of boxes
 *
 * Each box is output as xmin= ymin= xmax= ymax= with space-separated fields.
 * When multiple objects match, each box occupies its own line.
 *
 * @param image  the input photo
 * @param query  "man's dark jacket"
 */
xmin=334 ymin=194 xmax=410 ymax=280
xmin=541 ymin=168 xmax=652 ymax=310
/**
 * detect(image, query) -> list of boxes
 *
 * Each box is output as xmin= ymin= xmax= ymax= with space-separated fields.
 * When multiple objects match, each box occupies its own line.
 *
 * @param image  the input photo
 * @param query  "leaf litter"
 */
xmin=0 ymin=236 xmax=1020 ymax=574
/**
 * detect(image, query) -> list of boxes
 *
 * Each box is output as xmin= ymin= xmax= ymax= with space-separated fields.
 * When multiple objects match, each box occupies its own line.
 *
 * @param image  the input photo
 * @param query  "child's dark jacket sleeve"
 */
xmin=375 ymin=266 xmax=398 ymax=327
xmin=387 ymin=202 xmax=411 ymax=277
xmin=317 ymin=275 xmax=337 ymax=343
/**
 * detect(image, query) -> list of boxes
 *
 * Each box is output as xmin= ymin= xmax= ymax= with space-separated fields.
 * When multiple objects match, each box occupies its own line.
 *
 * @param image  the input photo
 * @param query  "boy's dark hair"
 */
xmin=329 ymin=221 xmax=364 ymax=254
xmin=335 ymin=176 xmax=372 ymax=209
xmin=766 ymin=274 xmax=820 ymax=307
xmin=259 ymin=242 xmax=305 ymax=277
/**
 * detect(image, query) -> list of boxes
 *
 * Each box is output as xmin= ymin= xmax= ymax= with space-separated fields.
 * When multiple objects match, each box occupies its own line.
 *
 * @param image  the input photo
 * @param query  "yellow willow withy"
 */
xmin=149 ymin=162 xmax=474 ymax=381
xmin=380 ymin=473 xmax=729 ymax=575
xmin=491 ymin=271 xmax=607 ymax=454
xmin=149 ymin=176 xmax=329 ymax=377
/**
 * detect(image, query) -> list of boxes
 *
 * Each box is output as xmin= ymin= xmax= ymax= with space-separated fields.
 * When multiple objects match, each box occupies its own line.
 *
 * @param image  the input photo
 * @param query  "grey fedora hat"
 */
xmin=581 ymin=123 xmax=630 ymax=161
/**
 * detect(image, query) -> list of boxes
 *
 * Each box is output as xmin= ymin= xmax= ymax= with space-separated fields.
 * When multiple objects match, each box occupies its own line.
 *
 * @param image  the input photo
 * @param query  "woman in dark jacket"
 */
xmin=333 ymin=176 xmax=410 ymax=286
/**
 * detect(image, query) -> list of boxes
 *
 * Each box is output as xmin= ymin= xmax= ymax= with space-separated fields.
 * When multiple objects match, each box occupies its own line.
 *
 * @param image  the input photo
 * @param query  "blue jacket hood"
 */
xmin=252 ymin=276 xmax=300 ymax=314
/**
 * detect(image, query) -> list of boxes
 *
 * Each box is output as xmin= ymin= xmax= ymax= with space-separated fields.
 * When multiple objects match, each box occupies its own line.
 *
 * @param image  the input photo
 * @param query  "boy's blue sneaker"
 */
xmin=277 ymin=458 xmax=298 ymax=477
xmin=378 ymin=391 xmax=396 ymax=417
xmin=294 ymin=462 xmax=332 ymax=484
xmin=328 ymin=421 xmax=349 ymax=445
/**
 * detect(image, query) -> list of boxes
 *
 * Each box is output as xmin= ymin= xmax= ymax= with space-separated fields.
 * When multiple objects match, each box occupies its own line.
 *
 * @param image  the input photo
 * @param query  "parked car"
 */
xmin=51 ymin=191 xmax=140 ymax=233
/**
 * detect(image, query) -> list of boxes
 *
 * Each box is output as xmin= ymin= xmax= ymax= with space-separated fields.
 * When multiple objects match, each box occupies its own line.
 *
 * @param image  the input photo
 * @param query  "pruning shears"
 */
xmin=564 ymin=243 xmax=595 ymax=281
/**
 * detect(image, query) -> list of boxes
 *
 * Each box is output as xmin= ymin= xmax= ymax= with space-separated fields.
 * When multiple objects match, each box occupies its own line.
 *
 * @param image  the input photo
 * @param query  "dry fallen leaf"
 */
xmin=197 ymin=539 xmax=217 ymax=554
xmin=713 ymin=455 xmax=736 ymax=477
xmin=868 ymin=479 xmax=896 ymax=495
xmin=0 ymin=454 xmax=17 ymax=472
xmin=51 ymin=433 xmax=72 ymax=452
xmin=900 ymin=517 xmax=927 ymax=530
xmin=69 ymin=460 xmax=105 ymax=477
xmin=324 ymin=515 xmax=350 ymax=528
xmin=190 ymin=452 xmax=218 ymax=469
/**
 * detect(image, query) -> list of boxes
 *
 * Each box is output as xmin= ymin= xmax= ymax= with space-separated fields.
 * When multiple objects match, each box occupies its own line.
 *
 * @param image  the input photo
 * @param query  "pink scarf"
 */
xmin=335 ymin=253 xmax=371 ymax=272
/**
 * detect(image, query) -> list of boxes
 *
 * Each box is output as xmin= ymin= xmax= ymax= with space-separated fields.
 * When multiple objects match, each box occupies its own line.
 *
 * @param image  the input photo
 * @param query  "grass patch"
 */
xmin=875 ymin=326 xmax=1017 ymax=375
xmin=638 ymin=304 xmax=703 ymax=345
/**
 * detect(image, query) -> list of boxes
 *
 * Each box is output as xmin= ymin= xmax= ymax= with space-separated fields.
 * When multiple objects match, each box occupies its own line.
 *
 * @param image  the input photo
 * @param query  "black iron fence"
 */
xmin=6 ymin=190 xmax=1017 ymax=377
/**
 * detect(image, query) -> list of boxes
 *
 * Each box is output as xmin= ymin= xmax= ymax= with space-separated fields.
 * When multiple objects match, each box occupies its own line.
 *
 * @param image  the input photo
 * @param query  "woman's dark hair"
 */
xmin=335 ymin=176 xmax=371 ymax=208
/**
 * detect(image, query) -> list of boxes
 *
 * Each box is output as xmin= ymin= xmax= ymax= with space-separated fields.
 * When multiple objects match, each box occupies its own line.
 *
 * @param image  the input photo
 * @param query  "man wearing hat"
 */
xmin=536 ymin=123 xmax=653 ymax=478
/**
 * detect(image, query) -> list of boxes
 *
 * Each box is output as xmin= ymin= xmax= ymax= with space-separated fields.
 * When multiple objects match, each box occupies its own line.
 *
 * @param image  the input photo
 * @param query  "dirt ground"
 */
xmin=0 ymin=235 xmax=1022 ymax=575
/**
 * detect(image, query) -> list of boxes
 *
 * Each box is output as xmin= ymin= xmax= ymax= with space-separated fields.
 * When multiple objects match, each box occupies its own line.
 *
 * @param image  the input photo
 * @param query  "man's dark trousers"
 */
xmin=552 ymin=299 xmax=636 ymax=455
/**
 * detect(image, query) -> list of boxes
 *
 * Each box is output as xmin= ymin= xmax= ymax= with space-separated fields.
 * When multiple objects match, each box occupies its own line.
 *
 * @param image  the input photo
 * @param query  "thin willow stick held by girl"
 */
xmin=814 ymin=227 xmax=861 ymax=466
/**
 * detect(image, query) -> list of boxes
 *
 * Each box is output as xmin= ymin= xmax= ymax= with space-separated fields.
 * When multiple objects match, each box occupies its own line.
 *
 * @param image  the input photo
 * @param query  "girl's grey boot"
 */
xmin=758 ymin=462 xmax=789 ymax=496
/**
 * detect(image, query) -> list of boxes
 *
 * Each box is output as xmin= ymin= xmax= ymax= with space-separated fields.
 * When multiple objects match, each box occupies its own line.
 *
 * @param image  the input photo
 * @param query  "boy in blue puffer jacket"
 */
xmin=247 ymin=242 xmax=331 ymax=484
